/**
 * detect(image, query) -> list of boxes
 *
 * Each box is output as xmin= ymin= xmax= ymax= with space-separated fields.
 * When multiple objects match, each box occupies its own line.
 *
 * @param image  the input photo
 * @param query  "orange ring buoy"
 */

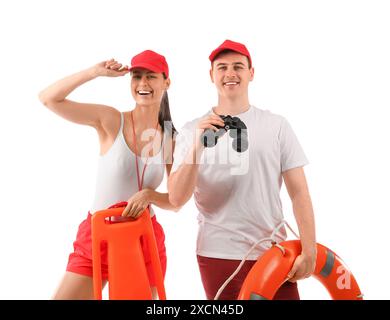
xmin=238 ymin=240 xmax=363 ymax=300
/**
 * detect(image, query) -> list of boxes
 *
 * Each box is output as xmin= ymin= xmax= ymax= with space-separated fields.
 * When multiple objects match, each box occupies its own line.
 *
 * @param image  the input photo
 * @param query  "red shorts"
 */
xmin=197 ymin=255 xmax=300 ymax=300
xmin=66 ymin=211 xmax=167 ymax=286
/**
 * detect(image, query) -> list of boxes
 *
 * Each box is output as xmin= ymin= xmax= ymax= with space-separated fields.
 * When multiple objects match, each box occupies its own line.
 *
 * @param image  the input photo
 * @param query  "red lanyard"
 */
xmin=130 ymin=111 xmax=159 ymax=191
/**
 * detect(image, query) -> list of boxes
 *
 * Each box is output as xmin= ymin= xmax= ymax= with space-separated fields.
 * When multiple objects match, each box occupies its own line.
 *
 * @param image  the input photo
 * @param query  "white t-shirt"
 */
xmin=171 ymin=106 xmax=309 ymax=260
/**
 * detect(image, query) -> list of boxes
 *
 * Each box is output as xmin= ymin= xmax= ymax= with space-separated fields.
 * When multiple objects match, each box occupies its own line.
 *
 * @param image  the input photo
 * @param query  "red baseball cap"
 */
xmin=209 ymin=40 xmax=252 ymax=67
xmin=130 ymin=50 xmax=169 ymax=78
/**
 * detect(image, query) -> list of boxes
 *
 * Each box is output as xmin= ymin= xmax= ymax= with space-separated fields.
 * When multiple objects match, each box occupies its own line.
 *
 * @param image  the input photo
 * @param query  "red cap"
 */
xmin=130 ymin=50 xmax=169 ymax=78
xmin=209 ymin=40 xmax=252 ymax=67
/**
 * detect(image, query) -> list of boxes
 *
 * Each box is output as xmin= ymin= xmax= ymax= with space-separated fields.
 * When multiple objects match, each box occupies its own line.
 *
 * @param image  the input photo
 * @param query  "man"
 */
xmin=168 ymin=40 xmax=316 ymax=300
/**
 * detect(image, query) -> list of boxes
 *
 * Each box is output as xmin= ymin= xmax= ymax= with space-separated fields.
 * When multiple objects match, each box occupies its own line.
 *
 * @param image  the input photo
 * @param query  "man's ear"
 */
xmin=249 ymin=67 xmax=255 ymax=81
xmin=210 ymin=68 xmax=214 ymax=83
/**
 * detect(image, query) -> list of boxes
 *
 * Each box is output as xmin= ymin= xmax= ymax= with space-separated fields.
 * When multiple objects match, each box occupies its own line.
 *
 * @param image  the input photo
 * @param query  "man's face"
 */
xmin=210 ymin=52 xmax=254 ymax=99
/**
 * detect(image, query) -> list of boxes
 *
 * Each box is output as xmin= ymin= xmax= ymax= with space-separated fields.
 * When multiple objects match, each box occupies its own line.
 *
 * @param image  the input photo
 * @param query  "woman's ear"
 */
xmin=165 ymin=78 xmax=171 ymax=90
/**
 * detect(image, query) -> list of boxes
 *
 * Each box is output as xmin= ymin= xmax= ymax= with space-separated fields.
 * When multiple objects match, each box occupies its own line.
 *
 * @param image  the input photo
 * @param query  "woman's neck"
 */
xmin=132 ymin=104 xmax=160 ymax=127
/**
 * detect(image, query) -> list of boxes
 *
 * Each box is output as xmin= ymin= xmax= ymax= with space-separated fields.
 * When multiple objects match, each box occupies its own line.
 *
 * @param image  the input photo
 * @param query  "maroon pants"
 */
xmin=197 ymin=255 xmax=300 ymax=300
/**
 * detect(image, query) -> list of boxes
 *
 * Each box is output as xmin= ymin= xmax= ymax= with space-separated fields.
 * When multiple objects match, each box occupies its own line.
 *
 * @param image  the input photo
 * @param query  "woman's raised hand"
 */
xmin=93 ymin=59 xmax=130 ymax=77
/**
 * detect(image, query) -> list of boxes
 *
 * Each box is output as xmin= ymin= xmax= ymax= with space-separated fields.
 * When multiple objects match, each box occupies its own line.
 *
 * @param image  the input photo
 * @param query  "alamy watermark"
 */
xmin=138 ymin=122 xmax=250 ymax=175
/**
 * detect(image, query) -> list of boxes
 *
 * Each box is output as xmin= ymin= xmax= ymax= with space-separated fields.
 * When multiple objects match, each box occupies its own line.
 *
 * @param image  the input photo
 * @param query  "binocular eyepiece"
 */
xmin=200 ymin=115 xmax=248 ymax=152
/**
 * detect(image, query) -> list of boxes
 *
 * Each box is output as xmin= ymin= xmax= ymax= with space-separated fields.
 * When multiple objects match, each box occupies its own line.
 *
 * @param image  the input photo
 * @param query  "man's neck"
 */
xmin=214 ymin=95 xmax=251 ymax=116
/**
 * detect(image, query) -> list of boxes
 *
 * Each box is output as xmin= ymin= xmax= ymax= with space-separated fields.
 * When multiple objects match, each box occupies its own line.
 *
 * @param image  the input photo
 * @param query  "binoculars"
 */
xmin=200 ymin=115 xmax=248 ymax=152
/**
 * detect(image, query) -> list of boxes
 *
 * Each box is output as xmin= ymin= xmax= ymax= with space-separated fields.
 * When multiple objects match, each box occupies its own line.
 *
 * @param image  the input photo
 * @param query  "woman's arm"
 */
xmin=147 ymin=188 xmax=181 ymax=212
xmin=121 ymin=154 xmax=182 ymax=218
xmin=38 ymin=59 xmax=129 ymax=130
xmin=122 ymin=188 xmax=180 ymax=218
xmin=146 ymin=161 xmax=182 ymax=213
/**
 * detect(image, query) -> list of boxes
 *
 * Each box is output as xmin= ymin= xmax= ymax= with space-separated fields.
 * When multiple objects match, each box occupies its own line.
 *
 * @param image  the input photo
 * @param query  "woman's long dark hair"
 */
xmin=158 ymin=76 xmax=177 ymax=138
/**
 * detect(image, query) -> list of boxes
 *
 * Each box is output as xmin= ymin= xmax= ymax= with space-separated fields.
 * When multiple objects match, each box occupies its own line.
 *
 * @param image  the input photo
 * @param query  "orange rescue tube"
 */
xmin=238 ymin=240 xmax=363 ymax=300
xmin=91 ymin=206 xmax=166 ymax=300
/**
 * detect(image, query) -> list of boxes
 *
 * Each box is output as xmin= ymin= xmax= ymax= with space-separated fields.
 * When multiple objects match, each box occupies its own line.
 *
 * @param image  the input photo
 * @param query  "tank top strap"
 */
xmin=162 ymin=123 xmax=175 ymax=165
xmin=119 ymin=112 xmax=124 ymax=133
xmin=161 ymin=125 xmax=168 ymax=164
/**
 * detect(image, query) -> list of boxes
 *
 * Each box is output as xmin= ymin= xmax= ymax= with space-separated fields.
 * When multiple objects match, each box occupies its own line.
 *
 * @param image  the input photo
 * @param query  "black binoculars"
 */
xmin=200 ymin=115 xmax=248 ymax=152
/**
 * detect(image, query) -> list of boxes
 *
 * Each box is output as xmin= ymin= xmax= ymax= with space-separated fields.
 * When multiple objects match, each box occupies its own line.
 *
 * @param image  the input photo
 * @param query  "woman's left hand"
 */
xmin=122 ymin=189 xmax=153 ymax=219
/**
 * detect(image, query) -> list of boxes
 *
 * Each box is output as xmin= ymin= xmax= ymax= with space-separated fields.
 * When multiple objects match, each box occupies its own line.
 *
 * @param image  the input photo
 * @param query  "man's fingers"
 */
xmin=287 ymin=271 xmax=300 ymax=283
xmin=288 ymin=269 xmax=307 ymax=283
xmin=289 ymin=274 xmax=305 ymax=282
xmin=199 ymin=124 xmax=220 ymax=131
xmin=197 ymin=116 xmax=224 ymax=133
xmin=203 ymin=115 xmax=224 ymax=124
xmin=287 ymin=265 xmax=298 ymax=280
xmin=286 ymin=273 xmax=295 ymax=282
xmin=207 ymin=118 xmax=225 ymax=126
xmin=209 ymin=119 xmax=224 ymax=126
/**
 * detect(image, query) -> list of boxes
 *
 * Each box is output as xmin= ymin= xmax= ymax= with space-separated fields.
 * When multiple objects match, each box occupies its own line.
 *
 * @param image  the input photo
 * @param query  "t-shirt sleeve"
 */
xmin=279 ymin=117 xmax=309 ymax=172
xmin=170 ymin=123 xmax=194 ymax=175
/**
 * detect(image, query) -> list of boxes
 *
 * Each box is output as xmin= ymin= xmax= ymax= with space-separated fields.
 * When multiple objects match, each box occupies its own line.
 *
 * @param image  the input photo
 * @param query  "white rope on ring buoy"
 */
xmin=212 ymin=219 xmax=300 ymax=300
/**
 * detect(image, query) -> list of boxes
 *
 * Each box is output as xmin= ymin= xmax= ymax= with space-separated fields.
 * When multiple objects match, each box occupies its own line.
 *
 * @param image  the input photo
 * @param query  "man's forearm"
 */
xmin=168 ymin=144 xmax=203 ymax=207
xmin=292 ymin=192 xmax=317 ymax=257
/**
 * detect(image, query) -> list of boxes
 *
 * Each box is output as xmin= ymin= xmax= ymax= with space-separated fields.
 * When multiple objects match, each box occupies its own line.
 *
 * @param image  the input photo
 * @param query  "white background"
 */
xmin=0 ymin=0 xmax=389 ymax=299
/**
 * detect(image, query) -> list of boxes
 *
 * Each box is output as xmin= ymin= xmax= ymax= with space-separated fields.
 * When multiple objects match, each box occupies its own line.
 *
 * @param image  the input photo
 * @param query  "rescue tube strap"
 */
xmin=319 ymin=249 xmax=335 ymax=278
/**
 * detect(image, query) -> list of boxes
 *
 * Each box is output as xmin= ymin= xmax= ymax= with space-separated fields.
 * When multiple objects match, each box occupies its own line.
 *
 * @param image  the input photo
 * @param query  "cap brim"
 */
xmin=210 ymin=46 xmax=247 ymax=62
xmin=129 ymin=62 xmax=161 ymax=74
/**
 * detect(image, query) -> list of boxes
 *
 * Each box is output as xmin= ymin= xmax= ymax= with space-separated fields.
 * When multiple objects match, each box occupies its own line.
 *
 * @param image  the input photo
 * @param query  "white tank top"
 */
xmin=90 ymin=112 xmax=166 ymax=216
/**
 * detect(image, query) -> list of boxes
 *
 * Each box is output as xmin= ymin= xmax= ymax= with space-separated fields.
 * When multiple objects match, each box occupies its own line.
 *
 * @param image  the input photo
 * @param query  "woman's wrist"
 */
xmin=87 ymin=66 xmax=101 ymax=79
xmin=142 ymin=188 xmax=155 ymax=204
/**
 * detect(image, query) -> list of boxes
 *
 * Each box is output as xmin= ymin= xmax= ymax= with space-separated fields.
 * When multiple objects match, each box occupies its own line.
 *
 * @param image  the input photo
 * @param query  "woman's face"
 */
xmin=130 ymin=68 xmax=170 ymax=106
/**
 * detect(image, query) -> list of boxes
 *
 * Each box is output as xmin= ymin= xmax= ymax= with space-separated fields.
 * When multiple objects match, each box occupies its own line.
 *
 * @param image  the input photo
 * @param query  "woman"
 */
xmin=39 ymin=50 xmax=179 ymax=299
